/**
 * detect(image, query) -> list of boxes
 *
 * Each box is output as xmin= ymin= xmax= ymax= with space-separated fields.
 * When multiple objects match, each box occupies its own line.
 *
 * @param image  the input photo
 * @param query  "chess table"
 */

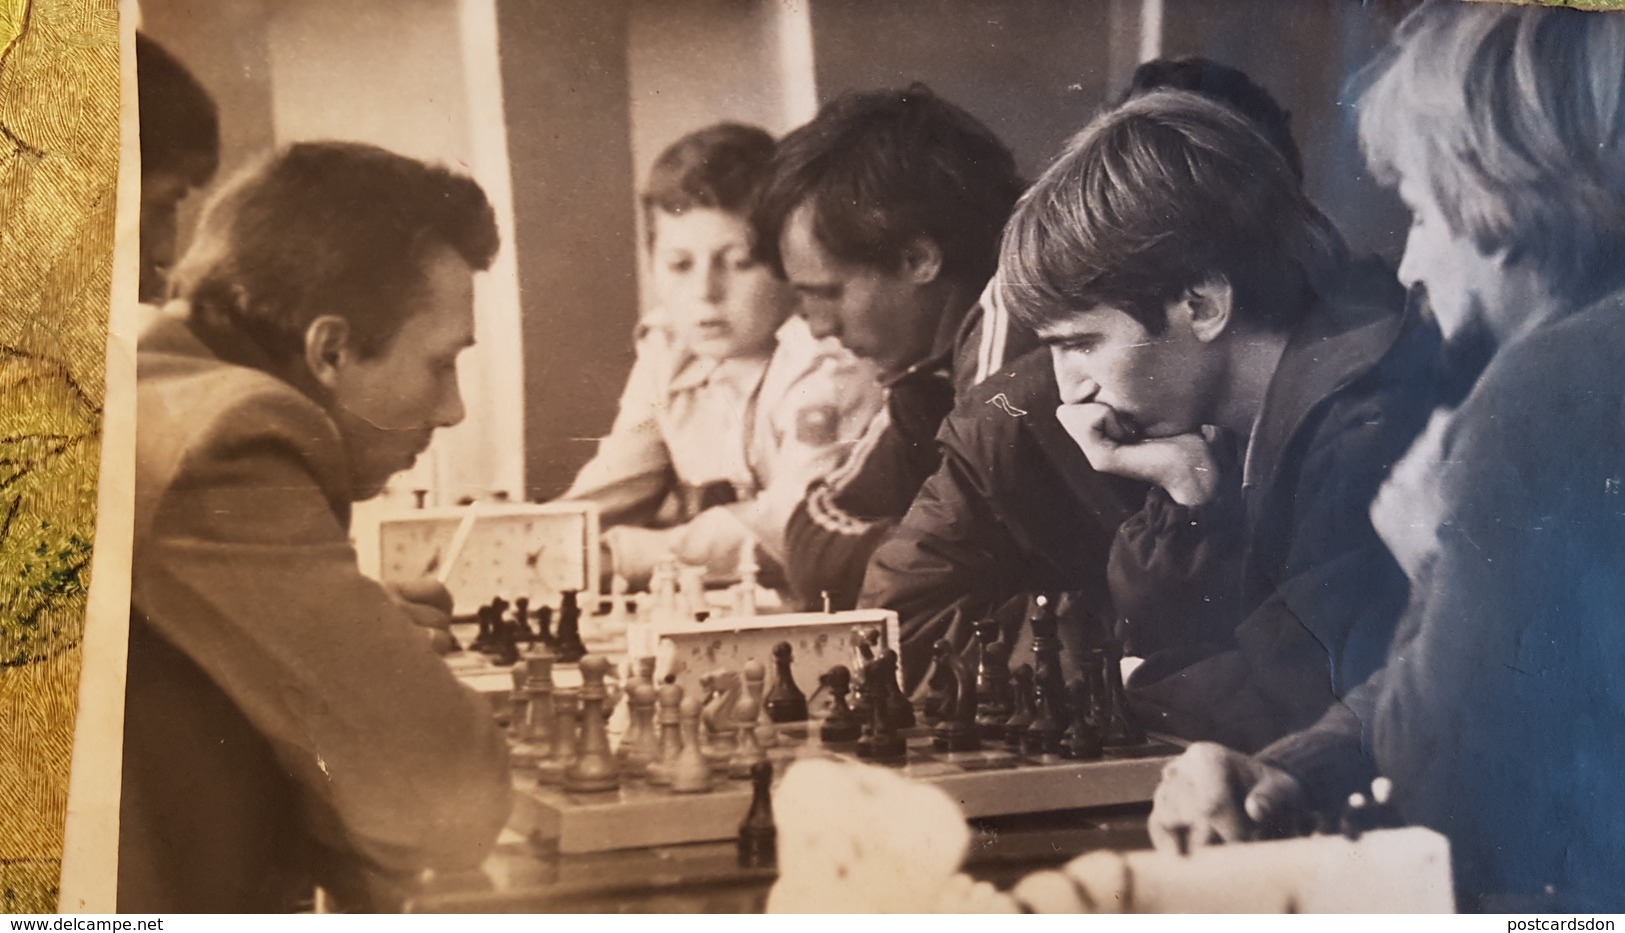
xmin=508 ymin=722 xmax=1178 ymax=854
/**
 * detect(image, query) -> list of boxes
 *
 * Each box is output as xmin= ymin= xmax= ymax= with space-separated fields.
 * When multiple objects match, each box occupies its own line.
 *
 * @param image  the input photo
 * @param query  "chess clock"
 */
xmin=369 ymin=502 xmax=601 ymax=617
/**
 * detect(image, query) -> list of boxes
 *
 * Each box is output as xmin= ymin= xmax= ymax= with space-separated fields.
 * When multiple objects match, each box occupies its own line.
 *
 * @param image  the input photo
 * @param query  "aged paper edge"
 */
xmin=57 ymin=0 xmax=138 ymax=913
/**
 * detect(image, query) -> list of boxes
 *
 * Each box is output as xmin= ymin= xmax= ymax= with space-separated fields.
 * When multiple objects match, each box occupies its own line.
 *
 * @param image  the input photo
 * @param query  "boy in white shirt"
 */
xmin=562 ymin=123 xmax=883 ymax=587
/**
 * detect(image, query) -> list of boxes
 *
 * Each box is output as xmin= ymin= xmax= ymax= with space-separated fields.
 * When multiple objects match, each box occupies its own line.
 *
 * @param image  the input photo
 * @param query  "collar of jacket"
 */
xmin=1243 ymin=259 xmax=1411 ymax=509
xmin=660 ymin=315 xmax=790 ymax=396
xmin=154 ymin=301 xmax=332 ymax=405
xmin=882 ymin=285 xmax=984 ymax=390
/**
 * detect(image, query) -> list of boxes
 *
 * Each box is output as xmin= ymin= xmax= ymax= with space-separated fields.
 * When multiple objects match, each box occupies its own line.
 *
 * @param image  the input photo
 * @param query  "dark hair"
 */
xmin=137 ymin=33 xmax=220 ymax=185
xmin=750 ymin=83 xmax=1024 ymax=287
xmin=642 ymin=122 xmax=775 ymax=247
xmin=171 ymin=141 xmax=499 ymax=366
xmin=1001 ymin=90 xmax=1348 ymax=337
xmin=1122 ymin=56 xmax=1303 ymax=182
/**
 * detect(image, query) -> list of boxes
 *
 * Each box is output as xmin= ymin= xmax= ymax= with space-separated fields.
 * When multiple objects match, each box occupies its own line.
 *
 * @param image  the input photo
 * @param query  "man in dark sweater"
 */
xmin=862 ymin=59 xmax=1340 ymax=691
xmin=993 ymin=90 xmax=1441 ymax=751
xmin=749 ymin=85 xmax=1035 ymax=613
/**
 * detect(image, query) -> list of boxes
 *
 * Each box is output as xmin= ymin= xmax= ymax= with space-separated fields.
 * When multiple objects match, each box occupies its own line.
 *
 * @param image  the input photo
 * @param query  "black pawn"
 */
xmin=1060 ymin=679 xmax=1103 ymax=760
xmin=513 ymin=597 xmax=533 ymax=642
xmin=555 ymin=590 xmax=586 ymax=663
xmin=930 ymin=641 xmax=979 ymax=752
xmin=856 ymin=654 xmax=906 ymax=763
xmin=1099 ymin=642 xmax=1146 ymax=750
xmin=877 ymin=649 xmax=915 ymax=730
xmin=764 ymin=641 xmax=808 ymax=723
xmin=819 ymin=666 xmax=862 ymax=744
xmin=738 ymin=761 xmax=777 ymax=869
xmin=1005 ymin=664 xmax=1036 ymax=750
xmin=472 ymin=602 xmax=496 ymax=653
xmin=973 ymin=619 xmax=1013 ymax=728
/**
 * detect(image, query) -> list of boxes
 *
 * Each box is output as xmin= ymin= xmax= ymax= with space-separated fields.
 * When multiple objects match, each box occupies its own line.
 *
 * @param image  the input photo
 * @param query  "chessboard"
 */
xmin=508 ymin=722 xmax=1179 ymax=855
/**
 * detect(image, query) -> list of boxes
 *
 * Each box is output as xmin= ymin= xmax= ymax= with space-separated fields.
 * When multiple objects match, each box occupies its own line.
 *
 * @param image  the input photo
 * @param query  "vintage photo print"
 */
xmin=113 ymin=0 xmax=1625 ymax=915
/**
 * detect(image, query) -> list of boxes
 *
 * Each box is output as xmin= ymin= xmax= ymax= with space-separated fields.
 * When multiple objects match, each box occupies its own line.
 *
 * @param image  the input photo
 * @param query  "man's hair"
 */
xmin=1357 ymin=1 xmax=1625 ymax=299
xmin=170 ymin=141 xmax=499 ymax=366
xmin=1000 ymin=90 xmax=1348 ymax=337
xmin=137 ymin=33 xmax=220 ymax=185
xmin=1121 ymin=56 xmax=1302 ymax=182
xmin=642 ymin=122 xmax=775 ymax=247
xmin=750 ymin=83 xmax=1024 ymax=287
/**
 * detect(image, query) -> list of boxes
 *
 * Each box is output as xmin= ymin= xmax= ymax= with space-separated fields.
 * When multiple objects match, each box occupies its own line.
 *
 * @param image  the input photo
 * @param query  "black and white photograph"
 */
xmin=119 ymin=0 xmax=1625 ymax=915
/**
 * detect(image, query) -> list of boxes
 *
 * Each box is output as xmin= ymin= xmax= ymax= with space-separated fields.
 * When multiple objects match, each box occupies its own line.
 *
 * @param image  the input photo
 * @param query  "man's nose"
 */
xmin=801 ymin=305 xmax=839 ymax=341
xmin=1050 ymin=353 xmax=1099 ymax=405
xmin=435 ymin=382 xmax=466 ymax=429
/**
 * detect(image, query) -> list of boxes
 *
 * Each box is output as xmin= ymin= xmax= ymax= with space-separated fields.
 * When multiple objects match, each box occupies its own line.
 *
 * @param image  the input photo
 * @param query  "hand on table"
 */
xmin=1056 ymin=402 xmax=1224 ymax=508
xmin=1148 ymin=742 xmax=1305 ymax=852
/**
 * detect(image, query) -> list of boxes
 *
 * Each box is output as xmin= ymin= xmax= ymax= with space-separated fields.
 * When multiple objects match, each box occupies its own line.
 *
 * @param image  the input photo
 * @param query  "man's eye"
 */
xmin=666 ymin=259 xmax=693 ymax=274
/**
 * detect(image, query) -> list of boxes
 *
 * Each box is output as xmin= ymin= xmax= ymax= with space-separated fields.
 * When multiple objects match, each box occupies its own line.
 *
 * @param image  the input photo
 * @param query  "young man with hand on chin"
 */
xmin=1001 ymin=90 xmax=1443 ymax=752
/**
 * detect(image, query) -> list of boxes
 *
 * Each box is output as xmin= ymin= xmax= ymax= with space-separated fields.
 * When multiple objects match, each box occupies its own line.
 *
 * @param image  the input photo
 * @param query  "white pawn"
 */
xmin=728 ymin=694 xmax=767 ymax=779
xmin=671 ymin=696 xmax=713 ymax=794
xmin=733 ymin=539 xmax=759 ymax=618
xmin=743 ymin=659 xmax=778 ymax=749
xmin=647 ymin=682 xmax=684 ymax=786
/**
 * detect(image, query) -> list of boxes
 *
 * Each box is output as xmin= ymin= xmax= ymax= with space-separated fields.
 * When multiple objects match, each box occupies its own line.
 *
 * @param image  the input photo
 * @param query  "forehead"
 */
xmin=1033 ymin=303 xmax=1146 ymax=341
xmin=779 ymin=202 xmax=859 ymax=284
xmin=650 ymin=207 xmax=751 ymax=252
xmin=392 ymin=244 xmax=476 ymax=349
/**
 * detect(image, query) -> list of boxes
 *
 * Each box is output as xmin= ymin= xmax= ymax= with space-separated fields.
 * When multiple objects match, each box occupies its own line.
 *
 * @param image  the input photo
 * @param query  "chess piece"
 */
xmin=494 ymin=617 xmax=521 ymax=667
xmin=472 ymin=602 xmax=496 ymax=654
xmin=647 ymin=682 xmax=684 ymax=786
xmin=1368 ymin=777 xmax=1402 ymax=830
xmin=1098 ymin=640 xmax=1146 ymax=751
xmin=1060 ymin=679 xmax=1103 ymax=760
xmin=974 ymin=619 xmax=1013 ymax=727
xmin=737 ymin=760 xmax=776 ymax=869
xmin=618 ymin=682 xmax=659 ymax=775
xmin=700 ymin=670 xmax=742 ymax=766
xmin=856 ymin=653 xmax=906 ymax=763
xmin=670 ymin=697 xmax=714 ymax=793
xmin=741 ymin=659 xmax=778 ymax=750
xmin=598 ymin=574 xmax=630 ymax=637
xmin=764 ymin=642 xmax=808 ymax=723
xmin=535 ymin=689 xmax=578 ymax=785
xmin=534 ymin=604 xmax=556 ymax=649
xmin=513 ymin=652 xmax=556 ymax=768
xmin=930 ymin=640 xmax=980 ymax=752
xmin=506 ymin=666 xmax=529 ymax=741
xmin=565 ymin=656 xmax=620 ymax=792
xmin=678 ymin=565 xmax=707 ymax=619
xmin=734 ymin=542 xmax=759 ymax=618
xmin=1341 ymin=792 xmax=1369 ymax=841
xmin=513 ymin=596 xmax=531 ymax=639
xmin=878 ymin=649 xmax=916 ymax=730
xmin=554 ymin=590 xmax=587 ymax=663
xmin=1005 ymin=664 xmax=1036 ymax=750
xmin=412 ymin=489 xmax=429 ymax=510
xmin=923 ymin=652 xmax=953 ymax=726
xmin=727 ymin=694 xmax=768 ymax=779
xmin=1024 ymin=595 xmax=1068 ymax=757
xmin=817 ymin=665 xmax=862 ymax=744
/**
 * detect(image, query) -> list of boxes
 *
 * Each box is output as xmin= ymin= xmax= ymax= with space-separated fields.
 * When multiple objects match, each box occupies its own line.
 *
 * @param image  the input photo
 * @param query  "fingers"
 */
xmin=391 ymin=577 xmax=455 ymax=614
xmin=1148 ymin=742 xmax=1259 ymax=853
xmin=1243 ymin=766 xmax=1306 ymax=827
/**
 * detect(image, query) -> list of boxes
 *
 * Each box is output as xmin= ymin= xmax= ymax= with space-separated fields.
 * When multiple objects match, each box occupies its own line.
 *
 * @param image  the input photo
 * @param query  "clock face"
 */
xmin=377 ymin=504 xmax=599 ymax=615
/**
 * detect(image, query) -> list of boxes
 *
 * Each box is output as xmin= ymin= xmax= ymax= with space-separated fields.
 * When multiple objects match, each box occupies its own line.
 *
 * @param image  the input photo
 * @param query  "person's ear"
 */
xmin=304 ymin=315 xmax=352 ymax=391
xmin=900 ymin=237 xmax=944 ymax=285
xmin=1179 ymin=276 xmax=1235 ymax=344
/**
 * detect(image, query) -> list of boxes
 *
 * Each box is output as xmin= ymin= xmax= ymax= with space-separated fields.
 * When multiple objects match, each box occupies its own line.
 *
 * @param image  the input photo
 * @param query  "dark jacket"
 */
xmin=1116 ymin=261 xmax=1442 ymax=753
xmin=858 ymin=349 xmax=1143 ymax=689
xmin=1262 ymin=286 xmax=1625 ymax=913
xmin=782 ymin=288 xmax=1039 ymax=611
